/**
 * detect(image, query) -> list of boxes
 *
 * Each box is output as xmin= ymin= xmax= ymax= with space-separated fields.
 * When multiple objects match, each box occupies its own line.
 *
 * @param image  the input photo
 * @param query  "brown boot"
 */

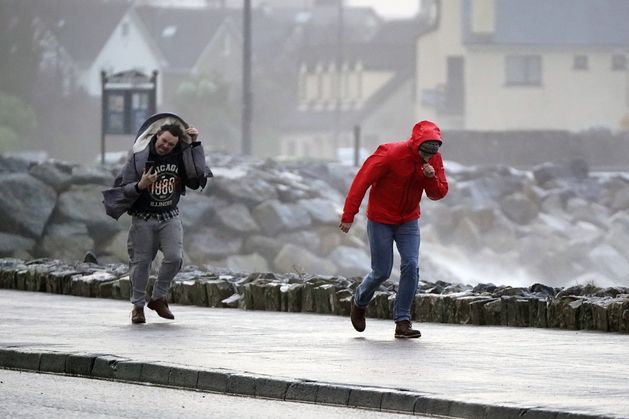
xmin=350 ymin=298 xmax=366 ymax=332
xmin=147 ymin=297 xmax=175 ymax=320
xmin=131 ymin=306 xmax=145 ymax=324
xmin=395 ymin=320 xmax=421 ymax=338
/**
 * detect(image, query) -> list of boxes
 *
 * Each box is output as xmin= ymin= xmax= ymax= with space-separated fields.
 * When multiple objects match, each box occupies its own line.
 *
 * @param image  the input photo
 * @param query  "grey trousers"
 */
xmin=127 ymin=216 xmax=183 ymax=307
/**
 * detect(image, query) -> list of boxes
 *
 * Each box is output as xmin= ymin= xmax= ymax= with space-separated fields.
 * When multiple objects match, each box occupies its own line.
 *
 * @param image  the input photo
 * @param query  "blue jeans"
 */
xmin=354 ymin=219 xmax=420 ymax=322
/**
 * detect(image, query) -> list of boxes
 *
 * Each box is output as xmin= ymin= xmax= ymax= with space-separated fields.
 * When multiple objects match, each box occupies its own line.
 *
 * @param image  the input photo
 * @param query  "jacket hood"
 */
xmin=409 ymin=120 xmax=442 ymax=151
xmin=132 ymin=112 xmax=191 ymax=153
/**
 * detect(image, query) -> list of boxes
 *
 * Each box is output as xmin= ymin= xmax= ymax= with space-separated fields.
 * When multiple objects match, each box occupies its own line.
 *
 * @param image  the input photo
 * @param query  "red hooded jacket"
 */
xmin=341 ymin=120 xmax=448 ymax=224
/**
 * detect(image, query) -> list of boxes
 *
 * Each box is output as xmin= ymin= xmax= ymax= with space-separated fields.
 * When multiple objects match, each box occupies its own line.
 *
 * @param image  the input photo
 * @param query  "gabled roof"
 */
xmin=267 ymin=6 xmax=382 ymax=44
xmin=463 ymin=0 xmax=629 ymax=46
xmin=135 ymin=6 xmax=294 ymax=70
xmin=298 ymin=18 xmax=428 ymax=72
xmin=134 ymin=5 xmax=238 ymax=70
xmin=34 ymin=0 xmax=131 ymax=65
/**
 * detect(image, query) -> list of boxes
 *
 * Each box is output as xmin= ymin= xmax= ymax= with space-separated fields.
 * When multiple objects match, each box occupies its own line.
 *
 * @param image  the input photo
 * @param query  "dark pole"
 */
xmin=100 ymin=71 xmax=107 ymax=165
xmin=242 ymin=0 xmax=252 ymax=155
xmin=353 ymin=125 xmax=360 ymax=167
xmin=150 ymin=70 xmax=158 ymax=115
xmin=333 ymin=0 xmax=344 ymax=158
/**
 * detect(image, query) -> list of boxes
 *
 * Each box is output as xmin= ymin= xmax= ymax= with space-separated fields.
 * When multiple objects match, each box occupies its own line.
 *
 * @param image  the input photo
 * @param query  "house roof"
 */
xmin=463 ymin=0 xmax=629 ymax=46
xmin=297 ymin=18 xmax=426 ymax=71
xmin=35 ymin=0 xmax=131 ymax=65
xmin=134 ymin=5 xmax=237 ymax=69
xmin=135 ymin=6 xmax=294 ymax=70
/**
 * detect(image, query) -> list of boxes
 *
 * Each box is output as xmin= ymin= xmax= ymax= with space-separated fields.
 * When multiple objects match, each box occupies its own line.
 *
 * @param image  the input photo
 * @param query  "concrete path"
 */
xmin=1 ymin=290 xmax=627 ymax=418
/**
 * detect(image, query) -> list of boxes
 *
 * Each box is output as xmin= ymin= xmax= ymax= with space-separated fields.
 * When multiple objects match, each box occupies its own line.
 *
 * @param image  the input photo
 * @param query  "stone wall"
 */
xmin=1 ymin=152 xmax=629 ymax=289
xmin=2 ymin=258 xmax=628 ymax=333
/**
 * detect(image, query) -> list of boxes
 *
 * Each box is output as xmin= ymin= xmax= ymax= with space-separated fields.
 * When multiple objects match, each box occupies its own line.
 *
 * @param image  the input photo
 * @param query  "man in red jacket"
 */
xmin=339 ymin=120 xmax=448 ymax=338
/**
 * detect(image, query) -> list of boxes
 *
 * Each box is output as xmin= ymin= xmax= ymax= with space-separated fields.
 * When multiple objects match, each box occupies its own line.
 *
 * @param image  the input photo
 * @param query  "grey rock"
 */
xmin=29 ymin=160 xmax=74 ymax=192
xmin=39 ymin=223 xmax=95 ymax=262
xmin=186 ymin=227 xmax=243 ymax=263
xmin=299 ymin=197 xmax=340 ymax=224
xmin=71 ymin=165 xmax=114 ymax=186
xmin=252 ymin=200 xmax=312 ymax=236
xmin=500 ymin=192 xmax=538 ymax=224
xmin=0 ymin=232 xmax=35 ymax=258
xmin=179 ymin=193 xmax=225 ymax=231
xmin=0 ymin=173 xmax=57 ymax=238
xmin=242 ymin=235 xmax=282 ymax=261
xmin=327 ymin=246 xmax=370 ymax=277
xmin=276 ymin=230 xmax=321 ymax=255
xmin=55 ymin=184 xmax=121 ymax=242
xmin=215 ymin=203 xmax=259 ymax=233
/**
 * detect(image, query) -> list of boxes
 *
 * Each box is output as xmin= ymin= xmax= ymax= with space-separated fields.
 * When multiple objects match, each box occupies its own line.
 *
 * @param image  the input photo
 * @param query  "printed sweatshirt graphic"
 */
xmin=130 ymin=145 xmax=185 ymax=214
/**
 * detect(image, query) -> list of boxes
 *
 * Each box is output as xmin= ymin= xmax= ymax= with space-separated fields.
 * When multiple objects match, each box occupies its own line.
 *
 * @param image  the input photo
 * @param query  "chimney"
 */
xmin=470 ymin=0 xmax=495 ymax=34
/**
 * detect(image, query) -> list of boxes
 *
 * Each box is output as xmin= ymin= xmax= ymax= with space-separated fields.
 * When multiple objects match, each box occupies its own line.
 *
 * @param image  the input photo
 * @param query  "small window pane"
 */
xmin=573 ymin=55 xmax=588 ymax=70
xmin=612 ymin=55 xmax=627 ymax=71
xmin=505 ymin=55 xmax=542 ymax=85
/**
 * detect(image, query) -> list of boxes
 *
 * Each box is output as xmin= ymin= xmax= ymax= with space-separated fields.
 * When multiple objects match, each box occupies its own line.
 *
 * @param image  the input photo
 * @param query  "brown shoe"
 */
xmin=131 ymin=306 xmax=145 ymax=324
xmin=395 ymin=320 xmax=421 ymax=339
xmin=147 ymin=297 xmax=175 ymax=320
xmin=350 ymin=298 xmax=366 ymax=332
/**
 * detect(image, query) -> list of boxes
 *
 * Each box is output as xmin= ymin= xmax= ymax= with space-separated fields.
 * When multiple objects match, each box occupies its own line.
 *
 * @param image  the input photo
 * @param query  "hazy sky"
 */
xmin=346 ymin=0 xmax=419 ymax=19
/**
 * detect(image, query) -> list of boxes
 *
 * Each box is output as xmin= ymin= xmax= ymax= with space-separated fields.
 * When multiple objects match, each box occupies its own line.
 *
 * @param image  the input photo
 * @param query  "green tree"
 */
xmin=0 ymin=92 xmax=37 ymax=152
xmin=173 ymin=72 xmax=239 ymax=153
xmin=0 ymin=0 xmax=41 ymax=100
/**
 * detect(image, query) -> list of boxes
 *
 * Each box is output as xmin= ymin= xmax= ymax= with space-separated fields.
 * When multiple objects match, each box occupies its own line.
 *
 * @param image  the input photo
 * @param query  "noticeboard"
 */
xmin=100 ymin=70 xmax=157 ymax=164
xmin=102 ymin=70 xmax=157 ymax=135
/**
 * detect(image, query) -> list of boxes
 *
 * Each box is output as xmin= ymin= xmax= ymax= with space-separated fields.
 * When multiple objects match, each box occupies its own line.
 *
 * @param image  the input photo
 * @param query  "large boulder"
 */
xmin=29 ymin=161 xmax=74 ymax=192
xmin=215 ymin=203 xmax=260 ymax=234
xmin=54 ymin=184 xmax=121 ymax=242
xmin=38 ymin=222 xmax=95 ymax=262
xmin=0 ymin=232 xmax=35 ymax=258
xmin=186 ymin=227 xmax=243 ymax=264
xmin=252 ymin=200 xmax=312 ymax=236
xmin=327 ymin=246 xmax=370 ymax=277
xmin=0 ymin=173 xmax=57 ymax=238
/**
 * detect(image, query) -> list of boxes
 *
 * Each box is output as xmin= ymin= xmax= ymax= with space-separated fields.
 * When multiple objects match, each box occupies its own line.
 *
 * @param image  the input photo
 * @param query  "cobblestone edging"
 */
xmin=0 ymin=347 xmax=607 ymax=419
xmin=1 ymin=258 xmax=629 ymax=333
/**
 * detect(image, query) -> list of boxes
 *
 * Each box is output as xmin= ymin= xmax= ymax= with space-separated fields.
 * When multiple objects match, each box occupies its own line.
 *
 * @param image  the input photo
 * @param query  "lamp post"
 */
xmin=333 ymin=0 xmax=344 ymax=158
xmin=242 ymin=0 xmax=252 ymax=155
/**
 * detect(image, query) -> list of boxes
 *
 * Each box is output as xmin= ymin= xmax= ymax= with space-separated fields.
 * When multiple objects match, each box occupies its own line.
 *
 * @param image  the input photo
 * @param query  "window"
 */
xmin=573 ymin=55 xmax=588 ymax=70
xmin=505 ymin=55 xmax=542 ymax=86
xmin=612 ymin=54 xmax=627 ymax=71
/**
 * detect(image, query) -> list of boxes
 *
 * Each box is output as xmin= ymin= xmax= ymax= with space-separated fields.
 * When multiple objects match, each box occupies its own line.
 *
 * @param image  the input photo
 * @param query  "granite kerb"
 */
xmin=0 ymin=347 xmax=612 ymax=418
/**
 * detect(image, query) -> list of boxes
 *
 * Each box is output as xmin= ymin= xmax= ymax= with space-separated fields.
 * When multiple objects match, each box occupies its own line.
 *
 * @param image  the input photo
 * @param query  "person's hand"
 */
xmin=422 ymin=163 xmax=435 ymax=178
xmin=339 ymin=221 xmax=352 ymax=233
xmin=138 ymin=167 xmax=158 ymax=190
xmin=186 ymin=127 xmax=199 ymax=142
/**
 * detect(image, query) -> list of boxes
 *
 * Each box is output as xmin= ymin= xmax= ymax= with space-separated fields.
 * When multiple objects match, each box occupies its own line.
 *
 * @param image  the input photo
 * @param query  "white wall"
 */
xmin=83 ymin=13 xmax=164 ymax=103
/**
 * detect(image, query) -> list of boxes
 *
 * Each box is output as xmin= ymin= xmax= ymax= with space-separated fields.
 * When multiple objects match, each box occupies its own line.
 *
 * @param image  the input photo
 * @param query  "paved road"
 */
xmin=1 ymin=290 xmax=628 ymax=418
xmin=1 ymin=369 xmax=425 ymax=419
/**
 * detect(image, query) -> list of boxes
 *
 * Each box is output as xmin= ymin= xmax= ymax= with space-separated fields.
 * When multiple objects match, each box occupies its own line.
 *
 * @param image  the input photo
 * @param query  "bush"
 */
xmin=0 ymin=92 xmax=37 ymax=151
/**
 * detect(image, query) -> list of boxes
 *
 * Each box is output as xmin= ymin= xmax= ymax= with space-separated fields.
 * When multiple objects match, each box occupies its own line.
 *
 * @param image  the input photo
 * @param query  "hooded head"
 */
xmin=410 ymin=120 xmax=442 ymax=151
xmin=132 ymin=112 xmax=191 ymax=153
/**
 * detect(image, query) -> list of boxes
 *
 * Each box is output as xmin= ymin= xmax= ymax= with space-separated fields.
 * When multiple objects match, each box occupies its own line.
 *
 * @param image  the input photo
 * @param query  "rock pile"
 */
xmin=0 ymin=153 xmax=628 ymax=288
